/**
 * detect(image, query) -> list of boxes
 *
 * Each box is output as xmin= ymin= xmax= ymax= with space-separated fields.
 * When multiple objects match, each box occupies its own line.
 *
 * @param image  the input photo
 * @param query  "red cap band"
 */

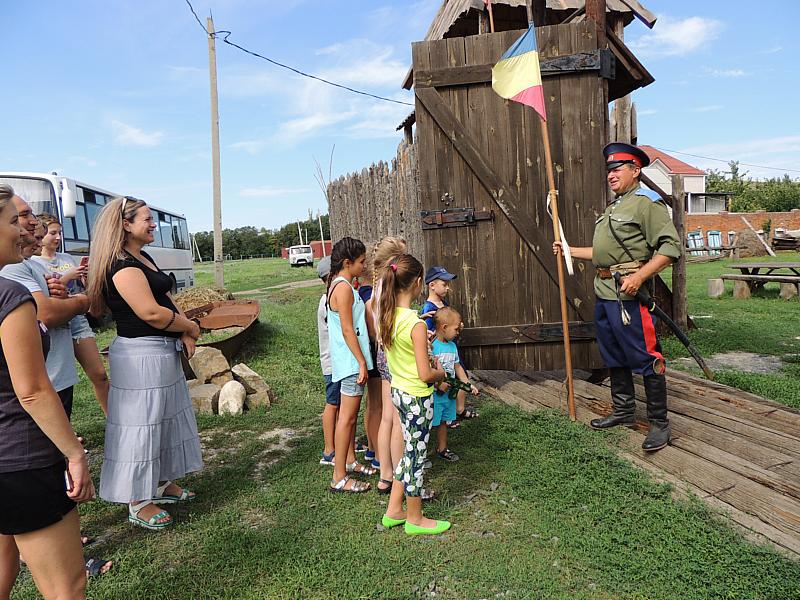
xmin=606 ymin=152 xmax=641 ymax=167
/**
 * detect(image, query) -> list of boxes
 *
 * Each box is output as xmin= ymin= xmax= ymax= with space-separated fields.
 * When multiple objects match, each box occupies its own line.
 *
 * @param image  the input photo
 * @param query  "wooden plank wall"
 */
xmin=412 ymin=23 xmax=606 ymax=372
xmin=327 ymin=139 xmax=426 ymax=258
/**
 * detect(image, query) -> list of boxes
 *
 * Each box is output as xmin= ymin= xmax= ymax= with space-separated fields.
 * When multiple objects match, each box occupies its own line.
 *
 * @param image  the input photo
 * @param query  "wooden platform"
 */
xmin=472 ymin=369 xmax=800 ymax=559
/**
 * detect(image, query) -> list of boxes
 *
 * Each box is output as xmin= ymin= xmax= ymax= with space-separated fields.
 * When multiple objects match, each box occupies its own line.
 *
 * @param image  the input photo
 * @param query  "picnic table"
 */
xmin=721 ymin=262 xmax=800 ymax=292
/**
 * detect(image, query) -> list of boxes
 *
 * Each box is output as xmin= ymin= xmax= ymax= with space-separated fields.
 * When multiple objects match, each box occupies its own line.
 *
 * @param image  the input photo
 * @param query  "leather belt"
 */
xmin=597 ymin=268 xmax=614 ymax=279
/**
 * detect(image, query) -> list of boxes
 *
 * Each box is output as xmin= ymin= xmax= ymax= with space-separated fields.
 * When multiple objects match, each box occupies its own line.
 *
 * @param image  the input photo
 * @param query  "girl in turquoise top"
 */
xmin=327 ymin=237 xmax=376 ymax=494
xmin=378 ymin=254 xmax=450 ymax=536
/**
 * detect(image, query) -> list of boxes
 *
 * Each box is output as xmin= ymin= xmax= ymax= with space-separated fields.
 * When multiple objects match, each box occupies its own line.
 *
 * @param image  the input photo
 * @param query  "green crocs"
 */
xmin=404 ymin=520 xmax=451 ymax=536
xmin=381 ymin=515 xmax=406 ymax=529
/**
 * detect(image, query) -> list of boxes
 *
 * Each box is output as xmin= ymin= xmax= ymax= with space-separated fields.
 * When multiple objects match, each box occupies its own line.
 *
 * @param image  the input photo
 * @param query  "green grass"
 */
xmin=11 ymin=259 xmax=800 ymax=599
xmin=194 ymin=258 xmax=318 ymax=293
xmin=661 ymin=251 xmax=800 ymax=407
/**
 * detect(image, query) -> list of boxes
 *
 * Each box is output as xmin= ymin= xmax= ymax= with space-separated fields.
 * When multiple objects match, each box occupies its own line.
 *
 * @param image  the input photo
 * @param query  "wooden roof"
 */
xmin=640 ymin=146 xmax=707 ymax=176
xmin=422 ymin=0 xmax=653 ymax=43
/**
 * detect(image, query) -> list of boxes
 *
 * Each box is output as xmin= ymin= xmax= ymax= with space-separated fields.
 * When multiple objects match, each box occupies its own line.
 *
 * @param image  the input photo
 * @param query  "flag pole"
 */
xmin=526 ymin=0 xmax=576 ymax=421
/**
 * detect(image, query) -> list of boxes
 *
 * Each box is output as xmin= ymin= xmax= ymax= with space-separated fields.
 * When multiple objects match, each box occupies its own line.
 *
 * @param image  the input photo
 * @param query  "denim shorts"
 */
xmin=324 ymin=375 xmax=341 ymax=406
xmin=339 ymin=373 xmax=365 ymax=397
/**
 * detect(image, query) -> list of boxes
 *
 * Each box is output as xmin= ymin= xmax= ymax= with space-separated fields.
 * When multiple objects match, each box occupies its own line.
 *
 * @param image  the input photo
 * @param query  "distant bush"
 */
xmin=706 ymin=161 xmax=800 ymax=213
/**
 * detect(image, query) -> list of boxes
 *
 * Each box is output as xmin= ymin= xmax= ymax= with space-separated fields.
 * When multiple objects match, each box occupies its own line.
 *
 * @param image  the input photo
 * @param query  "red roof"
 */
xmin=639 ymin=145 xmax=706 ymax=176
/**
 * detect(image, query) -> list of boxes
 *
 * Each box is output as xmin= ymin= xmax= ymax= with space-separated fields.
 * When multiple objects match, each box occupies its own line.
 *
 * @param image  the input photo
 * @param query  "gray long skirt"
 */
xmin=99 ymin=336 xmax=203 ymax=503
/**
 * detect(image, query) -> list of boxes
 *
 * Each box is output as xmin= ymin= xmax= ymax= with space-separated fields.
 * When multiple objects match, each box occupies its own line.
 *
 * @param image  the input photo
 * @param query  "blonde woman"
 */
xmin=86 ymin=197 xmax=202 ymax=530
xmin=0 ymin=184 xmax=93 ymax=599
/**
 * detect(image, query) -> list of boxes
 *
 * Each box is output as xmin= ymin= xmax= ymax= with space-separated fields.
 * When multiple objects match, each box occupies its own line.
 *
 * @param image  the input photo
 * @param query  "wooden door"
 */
xmin=412 ymin=23 xmax=609 ymax=371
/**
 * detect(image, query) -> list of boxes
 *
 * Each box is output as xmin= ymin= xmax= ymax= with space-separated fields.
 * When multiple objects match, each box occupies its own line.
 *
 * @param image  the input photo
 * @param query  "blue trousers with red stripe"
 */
xmin=595 ymin=299 xmax=665 ymax=377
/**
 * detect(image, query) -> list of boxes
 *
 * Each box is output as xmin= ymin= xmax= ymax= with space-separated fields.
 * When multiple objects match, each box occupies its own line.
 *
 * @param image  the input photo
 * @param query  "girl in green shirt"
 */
xmin=378 ymin=254 xmax=450 ymax=536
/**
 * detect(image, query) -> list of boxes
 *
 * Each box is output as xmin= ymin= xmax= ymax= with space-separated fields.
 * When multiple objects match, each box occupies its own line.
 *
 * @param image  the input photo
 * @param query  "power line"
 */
xmin=184 ymin=0 xmax=414 ymax=107
xmin=656 ymin=146 xmax=800 ymax=175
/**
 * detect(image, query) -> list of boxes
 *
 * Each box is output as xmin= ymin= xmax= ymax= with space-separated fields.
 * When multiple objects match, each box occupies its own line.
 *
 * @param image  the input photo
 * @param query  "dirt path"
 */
xmin=233 ymin=278 xmax=322 ymax=296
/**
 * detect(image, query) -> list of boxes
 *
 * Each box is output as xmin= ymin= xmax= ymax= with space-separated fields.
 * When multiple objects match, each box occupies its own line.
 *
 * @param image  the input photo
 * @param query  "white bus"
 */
xmin=0 ymin=172 xmax=194 ymax=292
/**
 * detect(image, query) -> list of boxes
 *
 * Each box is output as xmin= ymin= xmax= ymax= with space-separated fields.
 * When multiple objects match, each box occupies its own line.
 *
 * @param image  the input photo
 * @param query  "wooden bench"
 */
xmin=720 ymin=274 xmax=800 ymax=285
xmin=720 ymin=273 xmax=800 ymax=298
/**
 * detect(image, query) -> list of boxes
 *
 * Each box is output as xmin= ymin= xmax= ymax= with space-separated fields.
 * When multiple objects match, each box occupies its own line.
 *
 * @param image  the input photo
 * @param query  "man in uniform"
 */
xmin=554 ymin=142 xmax=681 ymax=451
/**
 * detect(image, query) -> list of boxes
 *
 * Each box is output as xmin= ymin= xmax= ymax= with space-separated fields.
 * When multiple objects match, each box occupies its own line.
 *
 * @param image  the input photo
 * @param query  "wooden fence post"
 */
xmin=670 ymin=174 xmax=688 ymax=331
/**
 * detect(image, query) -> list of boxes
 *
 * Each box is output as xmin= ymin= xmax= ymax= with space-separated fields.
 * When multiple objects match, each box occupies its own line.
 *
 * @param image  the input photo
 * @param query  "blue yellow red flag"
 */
xmin=491 ymin=25 xmax=546 ymax=121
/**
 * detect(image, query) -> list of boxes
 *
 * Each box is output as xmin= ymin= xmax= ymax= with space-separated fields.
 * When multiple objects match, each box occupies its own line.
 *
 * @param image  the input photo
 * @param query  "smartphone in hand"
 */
xmin=79 ymin=256 xmax=89 ymax=267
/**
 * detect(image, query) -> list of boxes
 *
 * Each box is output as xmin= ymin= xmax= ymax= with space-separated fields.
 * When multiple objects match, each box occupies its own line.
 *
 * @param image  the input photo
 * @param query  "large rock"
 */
xmin=211 ymin=371 xmax=234 ymax=387
xmin=232 ymin=363 xmax=276 ymax=402
xmin=246 ymin=392 xmax=272 ymax=410
xmin=186 ymin=378 xmax=201 ymax=390
xmin=190 ymin=384 xmax=220 ymax=415
xmin=218 ymin=381 xmax=246 ymax=416
xmin=189 ymin=347 xmax=230 ymax=384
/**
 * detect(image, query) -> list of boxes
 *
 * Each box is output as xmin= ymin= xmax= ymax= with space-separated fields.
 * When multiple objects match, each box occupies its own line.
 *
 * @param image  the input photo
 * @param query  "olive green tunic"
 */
xmin=591 ymin=184 xmax=681 ymax=300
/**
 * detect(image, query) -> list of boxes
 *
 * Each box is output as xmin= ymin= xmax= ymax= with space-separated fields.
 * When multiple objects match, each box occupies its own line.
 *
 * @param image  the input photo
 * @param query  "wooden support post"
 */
xmin=207 ymin=17 xmax=224 ymax=288
xmin=670 ymin=174 xmax=688 ymax=332
xmin=585 ymin=0 xmax=607 ymax=46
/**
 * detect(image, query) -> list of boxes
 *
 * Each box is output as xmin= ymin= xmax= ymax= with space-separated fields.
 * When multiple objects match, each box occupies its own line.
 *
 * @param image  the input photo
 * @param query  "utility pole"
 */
xmin=297 ymin=222 xmax=303 ymax=245
xmin=318 ymin=212 xmax=326 ymax=257
xmin=207 ymin=16 xmax=224 ymax=287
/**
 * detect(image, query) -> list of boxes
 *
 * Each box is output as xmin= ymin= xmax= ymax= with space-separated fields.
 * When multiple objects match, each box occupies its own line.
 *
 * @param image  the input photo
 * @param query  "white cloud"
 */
xmin=692 ymin=105 xmax=724 ymax=113
xmin=68 ymin=156 xmax=98 ymax=167
xmin=111 ymin=120 xmax=164 ymax=147
xmin=239 ymin=186 xmax=309 ymax=198
xmin=705 ymin=68 xmax=748 ymax=78
xmin=760 ymin=45 xmax=783 ymax=55
xmin=629 ymin=15 xmax=724 ymax=58
xmin=637 ymin=108 xmax=658 ymax=116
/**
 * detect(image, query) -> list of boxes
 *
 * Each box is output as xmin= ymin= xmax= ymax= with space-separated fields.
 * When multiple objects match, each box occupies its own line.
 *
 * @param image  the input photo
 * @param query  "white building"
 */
xmin=639 ymin=146 xmax=722 ymax=213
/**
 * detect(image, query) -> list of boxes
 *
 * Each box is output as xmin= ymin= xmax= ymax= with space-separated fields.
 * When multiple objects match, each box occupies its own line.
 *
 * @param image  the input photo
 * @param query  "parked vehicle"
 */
xmin=288 ymin=244 xmax=313 ymax=267
xmin=0 ymin=172 xmax=194 ymax=292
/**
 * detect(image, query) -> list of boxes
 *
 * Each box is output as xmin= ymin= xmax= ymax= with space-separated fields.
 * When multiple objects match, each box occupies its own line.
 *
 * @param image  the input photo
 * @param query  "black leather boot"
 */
xmin=591 ymin=368 xmax=636 ymax=429
xmin=642 ymin=374 xmax=670 ymax=451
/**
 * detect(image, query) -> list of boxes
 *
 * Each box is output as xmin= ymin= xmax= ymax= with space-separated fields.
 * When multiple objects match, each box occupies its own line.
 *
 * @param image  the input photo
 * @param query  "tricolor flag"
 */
xmin=491 ymin=25 xmax=547 ymax=121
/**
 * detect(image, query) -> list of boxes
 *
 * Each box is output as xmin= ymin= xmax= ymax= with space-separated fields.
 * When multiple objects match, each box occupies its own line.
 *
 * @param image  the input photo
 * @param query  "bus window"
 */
xmin=159 ymin=213 xmax=174 ymax=248
xmin=177 ymin=218 xmax=190 ymax=250
xmin=62 ymin=216 xmax=76 ymax=240
xmin=85 ymin=202 xmax=102 ymax=234
xmin=64 ymin=240 xmax=90 ymax=253
xmin=74 ymin=203 xmax=89 ymax=240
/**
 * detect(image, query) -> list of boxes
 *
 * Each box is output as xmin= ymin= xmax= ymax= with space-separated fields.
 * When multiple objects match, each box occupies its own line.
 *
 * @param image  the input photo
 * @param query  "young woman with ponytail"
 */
xmin=327 ymin=237 xmax=376 ymax=494
xmin=378 ymin=254 xmax=451 ymax=536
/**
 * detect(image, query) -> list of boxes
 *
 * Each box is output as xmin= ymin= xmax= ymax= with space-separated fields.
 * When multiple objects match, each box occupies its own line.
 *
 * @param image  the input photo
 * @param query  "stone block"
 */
xmin=211 ymin=371 xmax=234 ymax=387
xmin=707 ymin=278 xmax=725 ymax=298
xmin=189 ymin=347 xmax=230 ymax=384
xmin=218 ymin=381 xmax=247 ymax=415
xmin=186 ymin=379 xmax=201 ymax=390
xmin=232 ymin=363 xmax=276 ymax=403
xmin=245 ymin=392 xmax=271 ymax=410
xmin=780 ymin=283 xmax=799 ymax=301
xmin=190 ymin=384 xmax=220 ymax=415
xmin=732 ymin=281 xmax=751 ymax=299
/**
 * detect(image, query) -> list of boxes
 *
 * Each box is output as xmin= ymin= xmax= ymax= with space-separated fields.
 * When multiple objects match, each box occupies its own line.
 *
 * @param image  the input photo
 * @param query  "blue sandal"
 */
xmin=152 ymin=480 xmax=195 ymax=504
xmin=128 ymin=501 xmax=172 ymax=530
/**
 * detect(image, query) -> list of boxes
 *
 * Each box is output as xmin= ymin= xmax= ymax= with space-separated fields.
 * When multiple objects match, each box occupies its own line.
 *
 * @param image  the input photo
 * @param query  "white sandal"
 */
xmin=152 ymin=480 xmax=196 ymax=504
xmin=128 ymin=501 xmax=172 ymax=530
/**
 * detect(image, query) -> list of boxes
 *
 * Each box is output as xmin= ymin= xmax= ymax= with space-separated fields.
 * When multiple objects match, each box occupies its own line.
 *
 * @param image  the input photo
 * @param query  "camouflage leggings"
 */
xmin=391 ymin=388 xmax=434 ymax=497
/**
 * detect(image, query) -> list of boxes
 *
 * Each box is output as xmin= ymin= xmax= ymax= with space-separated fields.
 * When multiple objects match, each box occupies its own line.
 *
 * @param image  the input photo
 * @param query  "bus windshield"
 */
xmin=0 ymin=176 xmax=57 ymax=216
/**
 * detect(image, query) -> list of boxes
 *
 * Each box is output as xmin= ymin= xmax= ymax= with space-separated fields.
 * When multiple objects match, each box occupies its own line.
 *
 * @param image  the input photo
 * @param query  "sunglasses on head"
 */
xmin=120 ymin=196 xmax=142 ymax=218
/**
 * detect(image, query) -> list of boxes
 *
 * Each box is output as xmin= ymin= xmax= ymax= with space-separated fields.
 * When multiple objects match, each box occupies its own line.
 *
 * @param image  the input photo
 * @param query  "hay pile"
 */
xmin=173 ymin=286 xmax=233 ymax=312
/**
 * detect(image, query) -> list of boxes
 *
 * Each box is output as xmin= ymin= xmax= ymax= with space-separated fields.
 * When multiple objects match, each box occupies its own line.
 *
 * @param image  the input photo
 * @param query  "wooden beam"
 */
xmin=414 ymin=86 xmax=595 ymax=319
xmin=639 ymin=172 xmax=675 ymax=208
xmin=459 ymin=321 xmax=597 ymax=347
xmin=670 ymin=173 xmax=688 ymax=332
xmin=414 ymin=50 xmax=614 ymax=89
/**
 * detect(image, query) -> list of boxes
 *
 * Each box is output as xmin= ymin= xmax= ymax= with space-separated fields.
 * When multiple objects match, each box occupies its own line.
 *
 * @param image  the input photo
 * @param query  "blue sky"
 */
xmin=3 ymin=1 xmax=798 ymax=233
